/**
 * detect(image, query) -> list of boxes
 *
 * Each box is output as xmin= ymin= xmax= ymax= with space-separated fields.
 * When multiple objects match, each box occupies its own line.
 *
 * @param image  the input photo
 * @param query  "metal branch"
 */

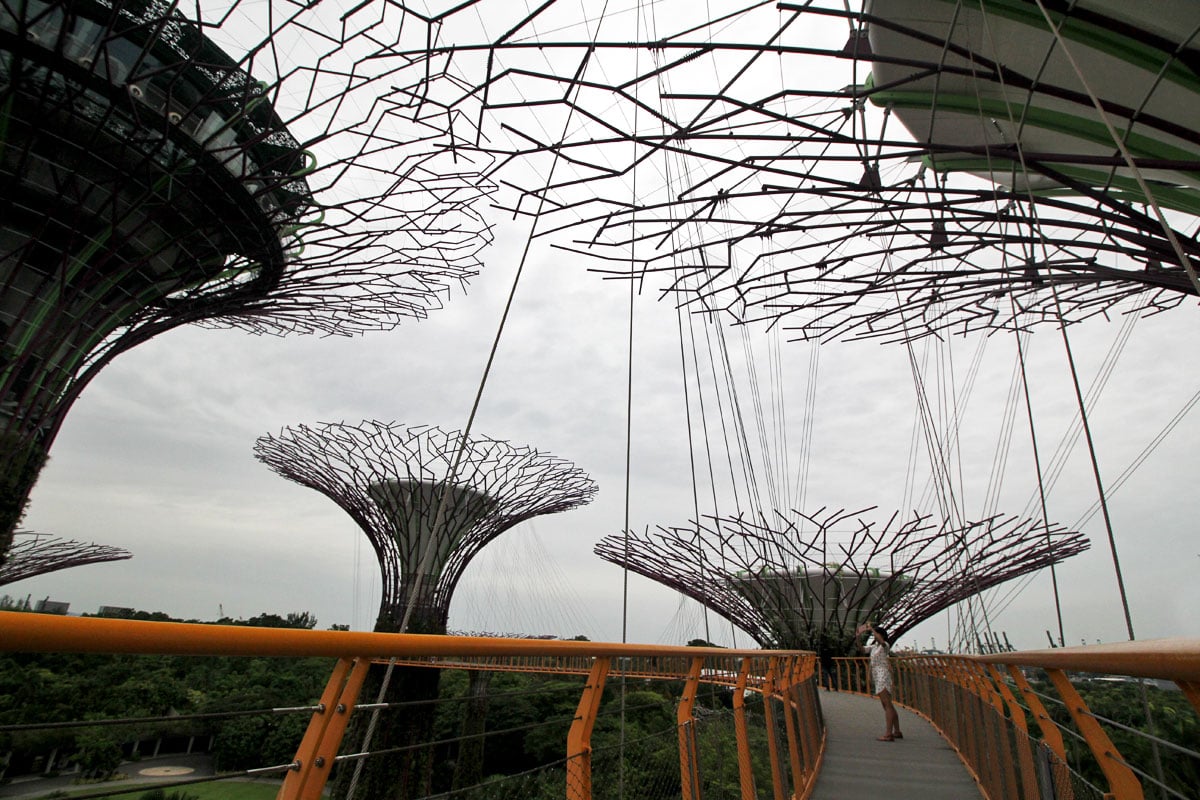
xmin=0 ymin=531 xmax=131 ymax=586
xmin=381 ymin=0 xmax=1200 ymax=342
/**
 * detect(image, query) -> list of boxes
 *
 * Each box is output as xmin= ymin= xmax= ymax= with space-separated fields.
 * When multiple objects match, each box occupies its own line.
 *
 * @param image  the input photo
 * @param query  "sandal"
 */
xmin=893 ymin=732 xmax=903 ymax=739
xmin=877 ymin=734 xmax=895 ymax=741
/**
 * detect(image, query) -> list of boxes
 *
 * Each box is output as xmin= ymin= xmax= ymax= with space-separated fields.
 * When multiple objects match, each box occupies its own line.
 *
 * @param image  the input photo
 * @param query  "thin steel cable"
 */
xmin=1072 ymin=386 xmax=1200 ymax=530
xmin=345 ymin=656 xmax=398 ymax=798
xmin=620 ymin=7 xmax=645 ymax=798
xmin=1009 ymin=303 xmax=1066 ymax=646
xmin=399 ymin=0 xmax=608 ymax=638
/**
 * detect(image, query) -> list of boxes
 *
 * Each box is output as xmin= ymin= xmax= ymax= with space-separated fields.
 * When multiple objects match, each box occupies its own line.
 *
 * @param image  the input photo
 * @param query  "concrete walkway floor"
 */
xmin=810 ymin=691 xmax=984 ymax=799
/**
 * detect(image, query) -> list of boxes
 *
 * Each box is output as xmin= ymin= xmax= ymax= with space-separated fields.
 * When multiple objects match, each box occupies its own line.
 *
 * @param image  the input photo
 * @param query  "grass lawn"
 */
xmin=37 ymin=780 xmax=281 ymax=799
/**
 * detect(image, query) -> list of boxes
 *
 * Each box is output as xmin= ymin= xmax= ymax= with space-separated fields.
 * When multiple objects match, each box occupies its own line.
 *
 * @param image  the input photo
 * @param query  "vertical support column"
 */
xmin=779 ymin=658 xmax=804 ymax=793
xmin=956 ymin=660 xmax=983 ymax=776
xmin=732 ymin=658 xmax=756 ymax=800
xmin=1177 ymin=680 xmax=1200 ymax=717
xmin=1007 ymin=665 xmax=1074 ymax=800
xmin=791 ymin=654 xmax=823 ymax=800
xmin=677 ymin=656 xmax=706 ymax=800
xmin=566 ymin=657 xmax=611 ymax=800
xmin=1045 ymin=668 xmax=1144 ymax=800
xmin=278 ymin=656 xmax=371 ymax=800
xmin=761 ymin=657 xmax=787 ymax=800
xmin=792 ymin=656 xmax=815 ymax=769
xmin=971 ymin=661 xmax=1012 ymax=800
xmin=986 ymin=663 xmax=1040 ymax=800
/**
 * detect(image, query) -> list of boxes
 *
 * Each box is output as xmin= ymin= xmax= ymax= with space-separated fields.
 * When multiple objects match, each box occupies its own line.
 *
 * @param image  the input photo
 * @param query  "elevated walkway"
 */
xmin=1 ymin=613 xmax=1197 ymax=800
xmin=813 ymin=691 xmax=983 ymax=799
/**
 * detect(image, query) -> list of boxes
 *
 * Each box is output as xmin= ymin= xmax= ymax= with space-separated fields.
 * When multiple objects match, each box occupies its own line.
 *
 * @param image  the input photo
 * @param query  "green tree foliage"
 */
xmin=74 ymin=729 xmax=122 ymax=779
xmin=137 ymin=790 xmax=201 ymax=800
xmin=1037 ymin=676 xmax=1200 ymax=798
xmin=0 ymin=609 xmax=334 ymax=780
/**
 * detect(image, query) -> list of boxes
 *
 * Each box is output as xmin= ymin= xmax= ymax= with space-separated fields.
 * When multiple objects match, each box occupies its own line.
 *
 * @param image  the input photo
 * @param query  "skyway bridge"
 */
xmin=1 ymin=612 xmax=1197 ymax=800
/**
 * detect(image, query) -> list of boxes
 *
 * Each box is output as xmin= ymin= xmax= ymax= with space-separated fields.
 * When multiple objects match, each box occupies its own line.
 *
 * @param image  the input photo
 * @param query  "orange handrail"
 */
xmin=983 ymin=638 xmax=1200 ymax=682
xmin=0 ymin=611 xmax=823 ymax=800
xmin=0 ymin=610 xmax=791 ymax=661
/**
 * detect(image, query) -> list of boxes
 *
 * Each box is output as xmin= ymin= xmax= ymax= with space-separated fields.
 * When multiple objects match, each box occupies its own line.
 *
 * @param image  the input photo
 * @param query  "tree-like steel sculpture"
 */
xmin=375 ymin=0 xmax=1200 ymax=340
xmin=0 ymin=0 xmax=495 ymax=555
xmin=0 ymin=531 xmax=131 ymax=586
xmin=595 ymin=507 xmax=1089 ymax=655
xmin=254 ymin=421 xmax=597 ymax=634
xmin=254 ymin=420 xmax=596 ymax=800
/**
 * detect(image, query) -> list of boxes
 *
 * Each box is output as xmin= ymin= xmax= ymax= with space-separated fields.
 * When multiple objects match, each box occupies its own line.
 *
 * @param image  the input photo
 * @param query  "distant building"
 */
xmin=98 ymin=606 xmax=135 ymax=617
xmin=34 ymin=599 xmax=69 ymax=615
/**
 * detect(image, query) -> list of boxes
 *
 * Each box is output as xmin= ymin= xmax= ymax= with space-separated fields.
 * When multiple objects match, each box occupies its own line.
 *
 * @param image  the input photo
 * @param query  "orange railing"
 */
xmin=0 ymin=611 xmax=824 ymax=800
xmin=833 ymin=640 xmax=1200 ymax=800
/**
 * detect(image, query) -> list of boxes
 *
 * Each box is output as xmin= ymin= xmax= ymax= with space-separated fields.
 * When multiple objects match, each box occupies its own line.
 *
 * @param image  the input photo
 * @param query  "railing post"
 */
xmin=566 ymin=656 xmax=610 ymax=800
xmin=278 ymin=656 xmax=371 ymax=800
xmin=957 ymin=660 xmax=983 ymax=780
xmin=791 ymin=654 xmax=823 ymax=800
xmin=1007 ymin=665 xmax=1075 ymax=800
xmin=779 ymin=658 xmax=804 ymax=794
xmin=1177 ymin=679 xmax=1200 ymax=716
xmin=732 ymin=657 xmax=756 ymax=800
xmin=678 ymin=656 xmax=705 ymax=800
xmin=761 ymin=657 xmax=788 ymax=800
xmin=986 ymin=663 xmax=1040 ymax=800
xmin=1045 ymin=668 xmax=1144 ymax=800
xmin=974 ymin=661 xmax=1016 ymax=800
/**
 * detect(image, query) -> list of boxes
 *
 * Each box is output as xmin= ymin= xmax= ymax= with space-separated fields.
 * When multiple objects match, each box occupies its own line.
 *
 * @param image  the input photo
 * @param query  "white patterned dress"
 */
xmin=867 ymin=639 xmax=893 ymax=695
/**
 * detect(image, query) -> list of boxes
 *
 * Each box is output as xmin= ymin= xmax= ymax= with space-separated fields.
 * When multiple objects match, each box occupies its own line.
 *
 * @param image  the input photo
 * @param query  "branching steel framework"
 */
xmin=0 ymin=530 xmax=131 ymax=586
xmin=595 ymin=507 xmax=1089 ymax=653
xmin=377 ymin=0 xmax=1200 ymax=341
xmin=253 ymin=421 xmax=597 ymax=634
xmin=0 ymin=0 xmax=497 ymax=552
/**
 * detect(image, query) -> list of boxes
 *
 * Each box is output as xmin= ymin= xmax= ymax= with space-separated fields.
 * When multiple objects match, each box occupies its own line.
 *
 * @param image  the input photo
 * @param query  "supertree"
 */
xmin=254 ymin=420 xmax=597 ymax=799
xmin=594 ymin=507 xmax=1089 ymax=655
xmin=0 ymin=0 xmax=496 ymax=555
xmin=0 ymin=530 xmax=131 ymax=586
xmin=362 ymin=0 xmax=1200 ymax=341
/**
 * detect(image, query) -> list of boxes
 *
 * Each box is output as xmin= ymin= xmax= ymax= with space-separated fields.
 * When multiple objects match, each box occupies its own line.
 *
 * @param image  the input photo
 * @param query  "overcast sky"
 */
xmin=10 ymin=210 xmax=1199 ymax=651
xmin=7 ymin=0 xmax=1200 ymax=654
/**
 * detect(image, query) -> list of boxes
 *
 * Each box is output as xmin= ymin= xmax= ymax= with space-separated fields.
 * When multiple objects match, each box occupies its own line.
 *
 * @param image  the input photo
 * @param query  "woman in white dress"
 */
xmin=857 ymin=622 xmax=903 ymax=741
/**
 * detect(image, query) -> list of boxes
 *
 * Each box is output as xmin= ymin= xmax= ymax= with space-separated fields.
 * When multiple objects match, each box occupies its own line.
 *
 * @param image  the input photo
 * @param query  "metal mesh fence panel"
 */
xmin=764 ymin=695 xmax=793 ymax=800
xmin=692 ymin=706 xmax=755 ymax=800
xmin=742 ymin=701 xmax=782 ymax=800
xmin=429 ymin=760 xmax=569 ymax=800
xmin=1040 ymin=740 xmax=1106 ymax=800
xmin=585 ymin=726 xmax=683 ymax=800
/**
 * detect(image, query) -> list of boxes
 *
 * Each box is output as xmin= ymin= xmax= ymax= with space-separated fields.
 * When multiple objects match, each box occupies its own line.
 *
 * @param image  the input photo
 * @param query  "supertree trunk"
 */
xmin=451 ymin=670 xmax=493 ymax=792
xmin=332 ymin=605 xmax=446 ymax=800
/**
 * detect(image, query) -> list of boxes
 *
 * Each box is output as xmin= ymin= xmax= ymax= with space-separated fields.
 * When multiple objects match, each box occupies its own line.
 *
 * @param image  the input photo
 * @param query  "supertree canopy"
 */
xmin=0 ymin=0 xmax=495 ymax=553
xmin=0 ymin=530 xmax=131 ymax=586
xmin=594 ymin=506 xmax=1089 ymax=653
xmin=368 ymin=0 xmax=1200 ymax=341
xmin=253 ymin=421 xmax=598 ymax=633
